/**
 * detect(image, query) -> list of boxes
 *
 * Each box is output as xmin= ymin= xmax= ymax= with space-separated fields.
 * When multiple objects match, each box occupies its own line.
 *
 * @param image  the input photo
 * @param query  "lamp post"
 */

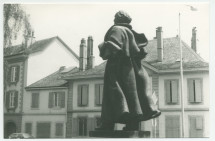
xmin=178 ymin=5 xmax=197 ymax=138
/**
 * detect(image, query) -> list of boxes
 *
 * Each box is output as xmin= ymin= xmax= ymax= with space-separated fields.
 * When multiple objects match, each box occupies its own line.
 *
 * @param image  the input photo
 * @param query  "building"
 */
xmin=4 ymin=35 xmax=79 ymax=138
xmin=63 ymin=27 xmax=209 ymax=138
xmin=23 ymin=66 xmax=78 ymax=138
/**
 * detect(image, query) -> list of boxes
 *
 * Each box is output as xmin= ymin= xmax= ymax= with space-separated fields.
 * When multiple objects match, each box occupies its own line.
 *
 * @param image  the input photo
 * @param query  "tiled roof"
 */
xmin=63 ymin=37 xmax=208 ymax=79
xmin=62 ymin=61 xmax=106 ymax=78
xmin=4 ymin=36 xmax=79 ymax=60
xmin=26 ymin=67 xmax=79 ymax=89
xmin=143 ymin=37 xmax=208 ymax=70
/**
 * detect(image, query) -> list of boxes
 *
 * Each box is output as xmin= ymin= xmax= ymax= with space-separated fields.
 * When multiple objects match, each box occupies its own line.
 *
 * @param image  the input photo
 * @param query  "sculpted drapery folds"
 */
xmin=98 ymin=11 xmax=161 ymax=131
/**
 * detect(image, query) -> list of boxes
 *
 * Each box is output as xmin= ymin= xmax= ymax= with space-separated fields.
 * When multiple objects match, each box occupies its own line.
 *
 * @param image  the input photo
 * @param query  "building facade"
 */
xmin=4 ymin=53 xmax=28 ymax=138
xmin=63 ymin=27 xmax=209 ymax=138
xmin=4 ymin=35 xmax=79 ymax=138
xmin=4 ymin=27 xmax=209 ymax=138
xmin=23 ymin=68 xmax=72 ymax=138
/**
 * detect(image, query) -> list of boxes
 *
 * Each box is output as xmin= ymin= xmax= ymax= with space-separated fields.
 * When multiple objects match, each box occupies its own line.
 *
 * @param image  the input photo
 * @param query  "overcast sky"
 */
xmin=17 ymin=3 xmax=209 ymax=65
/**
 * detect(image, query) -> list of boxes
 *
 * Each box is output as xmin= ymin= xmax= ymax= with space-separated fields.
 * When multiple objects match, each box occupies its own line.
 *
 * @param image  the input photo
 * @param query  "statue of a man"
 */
xmin=97 ymin=11 xmax=161 ymax=131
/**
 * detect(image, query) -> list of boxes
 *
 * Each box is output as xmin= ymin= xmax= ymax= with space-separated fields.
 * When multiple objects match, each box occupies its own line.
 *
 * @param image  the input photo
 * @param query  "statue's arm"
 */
xmin=98 ymin=27 xmax=125 ymax=60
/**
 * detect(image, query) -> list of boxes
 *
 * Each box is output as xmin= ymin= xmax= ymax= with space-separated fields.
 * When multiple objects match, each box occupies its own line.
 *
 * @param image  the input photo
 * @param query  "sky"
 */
xmin=14 ymin=2 xmax=209 ymax=66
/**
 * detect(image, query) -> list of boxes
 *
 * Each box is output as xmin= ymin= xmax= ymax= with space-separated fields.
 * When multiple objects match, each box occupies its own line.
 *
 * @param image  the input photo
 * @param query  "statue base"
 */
xmin=89 ymin=130 xmax=150 ymax=138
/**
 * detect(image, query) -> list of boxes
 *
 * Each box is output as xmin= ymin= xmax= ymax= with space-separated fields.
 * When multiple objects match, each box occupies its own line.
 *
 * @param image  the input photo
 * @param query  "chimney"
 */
xmin=87 ymin=36 xmax=95 ymax=69
xmin=191 ymin=27 xmax=197 ymax=52
xmin=24 ymin=30 xmax=36 ymax=48
xmin=156 ymin=27 xmax=163 ymax=62
xmin=79 ymin=38 xmax=87 ymax=71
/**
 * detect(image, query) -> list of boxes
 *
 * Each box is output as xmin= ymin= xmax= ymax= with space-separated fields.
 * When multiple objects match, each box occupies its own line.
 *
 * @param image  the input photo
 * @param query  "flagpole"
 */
xmin=179 ymin=12 xmax=185 ymax=138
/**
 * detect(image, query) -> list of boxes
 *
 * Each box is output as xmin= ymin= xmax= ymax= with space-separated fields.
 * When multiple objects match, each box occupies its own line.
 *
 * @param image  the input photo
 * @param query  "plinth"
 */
xmin=89 ymin=130 xmax=150 ymax=138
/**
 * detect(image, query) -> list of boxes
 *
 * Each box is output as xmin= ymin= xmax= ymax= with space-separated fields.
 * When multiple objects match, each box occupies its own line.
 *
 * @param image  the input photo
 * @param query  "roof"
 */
xmin=4 ymin=36 xmax=79 ymax=60
xmin=143 ymin=37 xmax=208 ymax=70
xmin=26 ymin=67 xmax=79 ymax=89
xmin=62 ymin=37 xmax=208 ymax=79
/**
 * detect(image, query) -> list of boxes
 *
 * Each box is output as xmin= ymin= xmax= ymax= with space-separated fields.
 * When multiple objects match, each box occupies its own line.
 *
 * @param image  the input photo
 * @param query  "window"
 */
xmin=95 ymin=117 xmax=101 ymax=128
xmin=6 ymin=91 xmax=18 ymax=109
xmin=165 ymin=80 xmax=179 ymax=104
xmin=95 ymin=84 xmax=103 ymax=106
xmin=55 ymin=123 xmax=64 ymax=137
xmin=31 ymin=93 xmax=39 ymax=108
xmin=165 ymin=115 xmax=180 ymax=138
xmin=189 ymin=116 xmax=204 ymax=137
xmin=48 ymin=92 xmax=65 ymax=108
xmin=9 ymin=66 xmax=20 ymax=83
xmin=78 ymin=85 xmax=89 ymax=106
xmin=54 ymin=92 xmax=59 ymax=107
xmin=25 ymin=123 xmax=32 ymax=135
xmin=78 ymin=117 xmax=87 ymax=136
xmin=11 ymin=66 xmax=16 ymax=82
xmin=9 ymin=91 xmax=15 ymax=108
xmin=188 ymin=79 xmax=202 ymax=103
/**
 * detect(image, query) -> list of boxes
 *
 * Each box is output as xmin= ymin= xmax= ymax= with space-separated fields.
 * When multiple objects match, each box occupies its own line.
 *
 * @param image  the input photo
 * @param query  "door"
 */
xmin=5 ymin=122 xmax=16 ymax=138
xmin=37 ymin=123 xmax=51 ymax=138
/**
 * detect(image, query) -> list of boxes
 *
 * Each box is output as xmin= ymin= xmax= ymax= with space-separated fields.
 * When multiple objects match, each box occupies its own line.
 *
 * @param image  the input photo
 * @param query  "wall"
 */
xmin=70 ymin=79 xmax=104 ymax=111
xmin=5 ymin=61 xmax=25 ymax=114
xmin=22 ymin=88 xmax=68 ymax=138
xmin=21 ymin=115 xmax=66 ymax=138
xmin=158 ymin=71 xmax=209 ymax=137
xmin=158 ymin=111 xmax=209 ymax=138
xmin=23 ymin=88 xmax=67 ymax=114
xmin=158 ymin=72 xmax=209 ymax=109
xmin=27 ymin=39 xmax=78 ymax=85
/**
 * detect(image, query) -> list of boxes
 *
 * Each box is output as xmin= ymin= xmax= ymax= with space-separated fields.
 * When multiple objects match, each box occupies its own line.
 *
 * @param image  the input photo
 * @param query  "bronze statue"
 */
xmin=97 ymin=11 xmax=161 ymax=131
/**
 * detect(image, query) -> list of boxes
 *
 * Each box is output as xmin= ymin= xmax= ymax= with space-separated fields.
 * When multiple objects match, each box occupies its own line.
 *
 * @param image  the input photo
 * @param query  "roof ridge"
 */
xmin=55 ymin=36 xmax=79 ymax=60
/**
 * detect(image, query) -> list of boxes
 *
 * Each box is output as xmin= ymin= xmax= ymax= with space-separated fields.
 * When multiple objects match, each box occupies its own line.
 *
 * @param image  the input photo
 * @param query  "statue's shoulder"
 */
xmin=111 ymin=25 xmax=133 ymax=35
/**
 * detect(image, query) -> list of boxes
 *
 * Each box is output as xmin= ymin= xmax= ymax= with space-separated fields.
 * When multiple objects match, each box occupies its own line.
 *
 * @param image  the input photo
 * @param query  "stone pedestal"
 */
xmin=89 ymin=130 xmax=150 ymax=138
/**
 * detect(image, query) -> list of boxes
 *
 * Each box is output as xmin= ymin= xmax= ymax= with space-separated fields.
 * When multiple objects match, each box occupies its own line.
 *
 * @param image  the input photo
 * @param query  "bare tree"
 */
xmin=4 ymin=4 xmax=32 ymax=48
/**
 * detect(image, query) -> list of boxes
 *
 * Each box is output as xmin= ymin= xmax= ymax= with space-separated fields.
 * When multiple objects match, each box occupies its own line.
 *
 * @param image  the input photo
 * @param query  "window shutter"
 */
xmin=190 ymin=116 xmax=204 ymax=137
xmin=196 ymin=116 xmax=203 ymax=130
xmin=171 ymin=80 xmax=178 ymax=103
xmin=6 ymin=91 xmax=10 ymax=108
xmin=49 ymin=92 xmax=54 ymax=108
xmin=165 ymin=80 xmax=171 ymax=103
xmin=60 ymin=92 xmax=65 ymax=108
xmin=72 ymin=118 xmax=78 ymax=137
xmin=32 ymin=93 xmax=39 ymax=108
xmin=55 ymin=123 xmax=63 ymax=136
xmin=82 ymin=85 xmax=88 ymax=106
xmin=15 ymin=66 xmax=20 ymax=82
xmin=14 ymin=91 xmax=18 ymax=109
xmin=95 ymin=84 xmax=99 ymax=105
xmin=165 ymin=116 xmax=180 ymax=138
xmin=188 ymin=80 xmax=195 ymax=102
xmin=25 ymin=123 xmax=32 ymax=134
xmin=195 ymin=80 xmax=202 ymax=102
xmin=100 ymin=85 xmax=103 ymax=105
xmin=78 ymin=85 xmax=82 ymax=106
xmin=87 ymin=118 xmax=95 ymax=136
xmin=8 ymin=66 xmax=12 ymax=83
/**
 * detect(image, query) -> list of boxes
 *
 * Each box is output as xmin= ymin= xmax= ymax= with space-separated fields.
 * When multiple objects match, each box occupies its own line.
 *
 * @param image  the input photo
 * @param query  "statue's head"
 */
xmin=114 ymin=10 xmax=132 ymax=24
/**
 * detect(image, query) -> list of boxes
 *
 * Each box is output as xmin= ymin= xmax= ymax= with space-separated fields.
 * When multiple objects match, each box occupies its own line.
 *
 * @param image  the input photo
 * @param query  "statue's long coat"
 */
xmin=99 ymin=24 xmax=154 ymax=124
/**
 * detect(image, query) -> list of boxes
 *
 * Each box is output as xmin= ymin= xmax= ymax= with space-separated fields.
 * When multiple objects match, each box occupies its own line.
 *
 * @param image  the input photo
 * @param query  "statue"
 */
xmin=97 ymin=11 xmax=161 ymax=131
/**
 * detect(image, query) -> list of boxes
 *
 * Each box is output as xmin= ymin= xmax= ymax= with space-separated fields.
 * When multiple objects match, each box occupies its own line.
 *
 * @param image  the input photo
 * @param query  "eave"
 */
xmin=25 ymin=86 xmax=68 ymax=91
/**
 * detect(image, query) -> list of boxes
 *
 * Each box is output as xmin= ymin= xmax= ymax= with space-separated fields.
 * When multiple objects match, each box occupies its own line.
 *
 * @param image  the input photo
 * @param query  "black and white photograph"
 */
xmin=1 ymin=0 xmax=214 ymax=140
